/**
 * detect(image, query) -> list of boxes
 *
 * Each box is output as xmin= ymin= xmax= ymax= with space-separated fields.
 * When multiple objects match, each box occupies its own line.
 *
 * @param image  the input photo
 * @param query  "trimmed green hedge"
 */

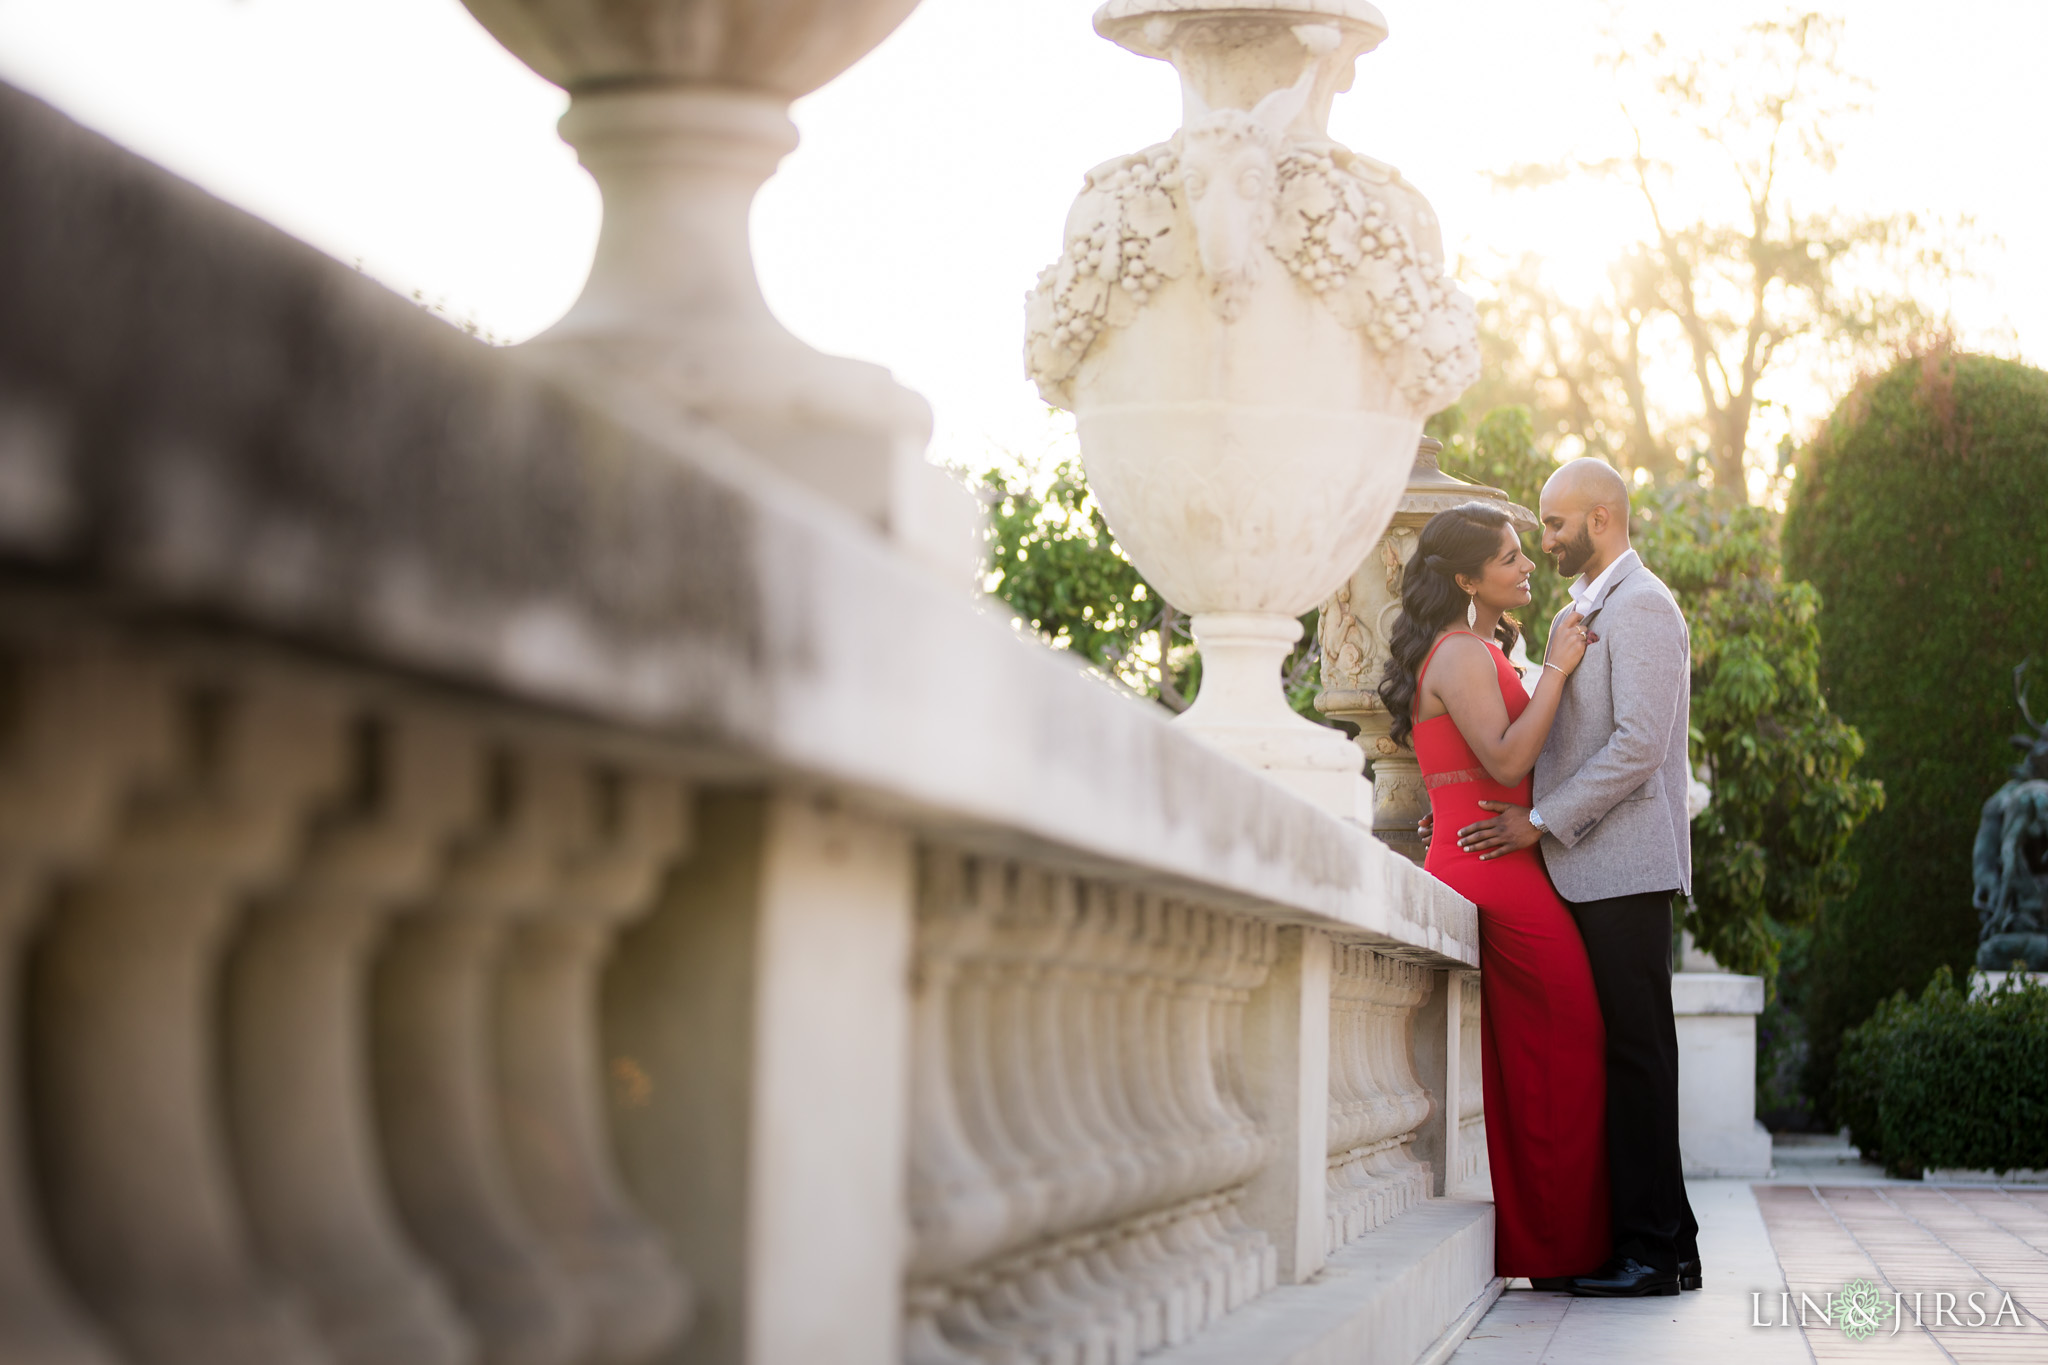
xmin=1784 ymin=349 xmax=2048 ymax=1115
xmin=1835 ymin=968 xmax=2048 ymax=1177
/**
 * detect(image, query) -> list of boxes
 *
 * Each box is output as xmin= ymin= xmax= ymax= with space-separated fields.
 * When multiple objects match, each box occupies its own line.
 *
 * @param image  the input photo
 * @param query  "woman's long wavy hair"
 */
xmin=1379 ymin=501 xmax=1523 ymax=748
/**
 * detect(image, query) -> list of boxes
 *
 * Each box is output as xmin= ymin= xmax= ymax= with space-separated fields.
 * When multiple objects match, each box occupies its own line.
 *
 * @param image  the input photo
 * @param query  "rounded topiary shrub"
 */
xmin=1835 ymin=968 xmax=2048 ymax=1178
xmin=1784 ymin=348 xmax=2048 ymax=1112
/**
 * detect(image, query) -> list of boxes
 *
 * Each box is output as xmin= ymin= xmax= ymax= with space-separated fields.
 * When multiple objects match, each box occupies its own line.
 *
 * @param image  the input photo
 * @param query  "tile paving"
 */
xmin=1449 ymin=1179 xmax=2048 ymax=1364
xmin=1450 ymin=1180 xmax=1810 ymax=1365
xmin=1755 ymin=1184 xmax=2048 ymax=1363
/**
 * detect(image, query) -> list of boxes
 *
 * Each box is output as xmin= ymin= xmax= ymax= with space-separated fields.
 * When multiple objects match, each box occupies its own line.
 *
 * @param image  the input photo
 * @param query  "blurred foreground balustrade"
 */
xmin=0 ymin=28 xmax=1492 ymax=1364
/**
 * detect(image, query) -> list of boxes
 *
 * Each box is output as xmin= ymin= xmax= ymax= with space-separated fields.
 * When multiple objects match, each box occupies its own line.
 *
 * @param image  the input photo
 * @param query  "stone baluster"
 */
xmin=454 ymin=0 xmax=981 ymax=580
xmin=1329 ymin=946 xmax=1384 ymax=1247
xmin=1068 ymin=887 xmax=1184 ymax=1355
xmin=221 ymin=706 xmax=476 ymax=1365
xmin=495 ymin=763 xmax=691 ymax=1365
xmin=988 ymin=869 xmax=1095 ymax=1243
xmin=1179 ymin=911 xmax=1272 ymax=1308
xmin=944 ymin=863 xmax=1051 ymax=1259
xmin=1129 ymin=898 xmax=1204 ymax=1215
xmin=0 ymin=633 xmax=164 ymax=1365
xmin=1205 ymin=915 xmax=1279 ymax=1311
xmin=1323 ymin=948 xmax=1365 ymax=1248
xmin=1361 ymin=956 xmax=1434 ymax=1220
xmin=371 ymin=748 xmax=585 ymax=1365
xmin=28 ymin=665 xmax=342 ymax=1365
xmin=906 ymin=854 xmax=1018 ymax=1365
xmin=968 ymin=869 xmax=1116 ymax=1365
xmin=1386 ymin=961 xmax=1437 ymax=1138
xmin=1326 ymin=950 xmax=1366 ymax=1152
xmin=1458 ymin=976 xmax=1487 ymax=1191
xmin=1072 ymin=885 xmax=1151 ymax=1232
xmin=1013 ymin=873 xmax=1139 ymax=1358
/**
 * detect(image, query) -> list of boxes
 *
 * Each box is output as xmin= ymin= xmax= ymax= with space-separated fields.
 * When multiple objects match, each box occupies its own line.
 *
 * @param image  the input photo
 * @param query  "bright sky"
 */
xmin=0 ymin=0 xmax=2038 ymax=477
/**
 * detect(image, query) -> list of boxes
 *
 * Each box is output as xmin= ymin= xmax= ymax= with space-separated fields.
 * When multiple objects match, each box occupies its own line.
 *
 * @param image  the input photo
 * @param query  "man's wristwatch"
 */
xmin=1528 ymin=807 xmax=1548 ymax=834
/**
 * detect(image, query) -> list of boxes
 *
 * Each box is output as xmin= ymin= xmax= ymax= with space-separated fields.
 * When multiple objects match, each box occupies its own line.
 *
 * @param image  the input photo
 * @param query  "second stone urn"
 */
xmin=1026 ymin=0 xmax=1480 ymax=817
xmin=459 ymin=0 xmax=983 ymax=580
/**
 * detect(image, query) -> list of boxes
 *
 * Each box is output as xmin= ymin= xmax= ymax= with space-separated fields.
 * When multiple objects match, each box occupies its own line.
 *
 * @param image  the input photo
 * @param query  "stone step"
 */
xmin=1149 ymin=1198 xmax=1498 ymax=1365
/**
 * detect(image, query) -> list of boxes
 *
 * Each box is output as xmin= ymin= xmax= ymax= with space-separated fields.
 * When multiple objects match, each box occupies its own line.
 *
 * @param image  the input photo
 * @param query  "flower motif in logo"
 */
xmin=1834 ymin=1278 xmax=1896 ymax=1341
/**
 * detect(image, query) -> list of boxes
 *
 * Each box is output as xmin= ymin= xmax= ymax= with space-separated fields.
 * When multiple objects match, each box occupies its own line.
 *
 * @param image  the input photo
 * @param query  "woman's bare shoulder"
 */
xmin=1425 ymin=632 xmax=1495 ymax=674
xmin=1418 ymin=633 xmax=1495 ymax=697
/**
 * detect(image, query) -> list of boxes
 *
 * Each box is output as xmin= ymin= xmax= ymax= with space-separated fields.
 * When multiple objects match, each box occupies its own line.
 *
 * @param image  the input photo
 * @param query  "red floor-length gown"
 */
xmin=1412 ymin=631 xmax=1611 ymax=1278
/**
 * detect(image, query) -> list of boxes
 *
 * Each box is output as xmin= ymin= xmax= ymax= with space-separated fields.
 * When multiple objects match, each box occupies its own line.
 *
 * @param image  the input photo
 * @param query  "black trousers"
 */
xmin=1564 ymin=889 xmax=1699 ymax=1273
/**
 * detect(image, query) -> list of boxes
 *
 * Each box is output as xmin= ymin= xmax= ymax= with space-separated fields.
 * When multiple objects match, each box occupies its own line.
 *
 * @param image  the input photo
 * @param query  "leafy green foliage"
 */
xmin=1755 ymin=920 xmax=1819 ymax=1130
xmin=1636 ymin=478 xmax=1884 ymax=978
xmin=1783 ymin=348 xmax=2048 ymax=1117
xmin=1835 ymin=967 xmax=2048 ymax=1178
xmin=980 ymin=456 xmax=1174 ymax=699
xmin=978 ymin=456 xmax=1325 ymax=718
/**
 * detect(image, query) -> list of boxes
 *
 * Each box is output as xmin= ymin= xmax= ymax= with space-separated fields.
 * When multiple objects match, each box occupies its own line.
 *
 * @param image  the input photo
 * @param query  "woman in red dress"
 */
xmin=1377 ymin=501 xmax=1610 ymax=1283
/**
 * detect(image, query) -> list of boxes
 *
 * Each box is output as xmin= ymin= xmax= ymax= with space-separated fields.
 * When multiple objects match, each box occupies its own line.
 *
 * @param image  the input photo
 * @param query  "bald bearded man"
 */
xmin=1454 ymin=457 xmax=1701 ymax=1298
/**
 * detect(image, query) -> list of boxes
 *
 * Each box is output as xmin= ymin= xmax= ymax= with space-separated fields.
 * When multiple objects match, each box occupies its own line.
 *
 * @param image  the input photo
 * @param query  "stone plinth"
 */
xmin=1673 ymin=972 xmax=1773 ymax=1178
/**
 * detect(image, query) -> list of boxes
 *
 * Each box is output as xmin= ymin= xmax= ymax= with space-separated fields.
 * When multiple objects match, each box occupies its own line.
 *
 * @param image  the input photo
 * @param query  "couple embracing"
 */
xmin=1383 ymin=457 xmax=1700 ymax=1297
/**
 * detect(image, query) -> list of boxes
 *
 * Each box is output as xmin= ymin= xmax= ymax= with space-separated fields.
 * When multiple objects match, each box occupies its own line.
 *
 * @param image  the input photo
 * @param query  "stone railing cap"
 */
xmin=0 ymin=80 xmax=1480 ymax=971
xmin=1671 ymin=972 xmax=1765 ymax=1015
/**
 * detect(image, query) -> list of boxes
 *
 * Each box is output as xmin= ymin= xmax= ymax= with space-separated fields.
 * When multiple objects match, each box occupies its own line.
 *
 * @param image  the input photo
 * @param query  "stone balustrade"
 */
xmin=0 ymin=66 xmax=1493 ymax=1365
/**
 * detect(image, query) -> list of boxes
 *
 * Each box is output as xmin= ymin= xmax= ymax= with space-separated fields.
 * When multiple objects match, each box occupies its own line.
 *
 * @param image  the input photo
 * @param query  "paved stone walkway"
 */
xmin=1448 ymin=1178 xmax=2048 ymax=1364
xmin=1753 ymin=1183 xmax=2048 ymax=1362
xmin=1450 ymin=1180 xmax=1809 ymax=1365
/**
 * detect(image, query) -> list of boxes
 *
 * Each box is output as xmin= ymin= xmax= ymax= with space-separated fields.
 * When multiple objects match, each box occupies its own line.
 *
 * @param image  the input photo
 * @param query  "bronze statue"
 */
xmin=1974 ymin=660 xmax=2048 ymax=971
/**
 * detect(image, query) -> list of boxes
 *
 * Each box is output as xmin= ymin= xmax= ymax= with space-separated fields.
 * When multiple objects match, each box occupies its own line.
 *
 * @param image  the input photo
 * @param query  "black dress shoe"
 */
xmin=1569 ymin=1257 xmax=1680 ymax=1297
xmin=1527 ymin=1276 xmax=1578 ymax=1291
xmin=1679 ymin=1258 xmax=1703 ymax=1291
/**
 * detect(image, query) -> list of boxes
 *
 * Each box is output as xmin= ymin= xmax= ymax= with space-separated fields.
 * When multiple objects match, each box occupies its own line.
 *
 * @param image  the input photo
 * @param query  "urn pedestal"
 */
xmin=461 ymin=0 xmax=982 ymax=581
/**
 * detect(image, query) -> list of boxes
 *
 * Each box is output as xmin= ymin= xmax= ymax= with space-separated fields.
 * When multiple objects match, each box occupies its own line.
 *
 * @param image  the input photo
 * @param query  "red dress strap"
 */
xmin=1415 ymin=630 xmax=1492 ymax=694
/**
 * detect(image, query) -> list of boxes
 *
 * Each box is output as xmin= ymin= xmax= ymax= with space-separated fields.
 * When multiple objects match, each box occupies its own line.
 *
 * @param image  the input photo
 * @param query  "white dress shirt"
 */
xmin=1568 ymin=547 xmax=1640 ymax=619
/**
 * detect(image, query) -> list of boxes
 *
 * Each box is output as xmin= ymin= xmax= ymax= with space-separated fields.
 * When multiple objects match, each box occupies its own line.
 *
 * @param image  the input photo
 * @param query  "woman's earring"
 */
xmin=1467 ymin=593 xmax=1479 ymax=629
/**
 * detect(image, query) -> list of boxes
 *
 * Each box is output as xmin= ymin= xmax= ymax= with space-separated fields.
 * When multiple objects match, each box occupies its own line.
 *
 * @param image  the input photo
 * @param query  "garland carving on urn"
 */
xmin=1024 ymin=80 xmax=1479 ymax=416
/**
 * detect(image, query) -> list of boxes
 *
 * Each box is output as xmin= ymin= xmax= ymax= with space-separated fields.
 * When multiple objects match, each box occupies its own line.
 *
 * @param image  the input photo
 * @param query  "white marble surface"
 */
xmin=1670 ymin=972 xmax=1765 ymax=1014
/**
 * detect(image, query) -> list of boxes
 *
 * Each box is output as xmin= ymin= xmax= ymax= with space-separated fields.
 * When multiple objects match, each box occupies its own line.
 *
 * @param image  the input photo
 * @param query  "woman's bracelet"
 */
xmin=1543 ymin=661 xmax=1568 ymax=675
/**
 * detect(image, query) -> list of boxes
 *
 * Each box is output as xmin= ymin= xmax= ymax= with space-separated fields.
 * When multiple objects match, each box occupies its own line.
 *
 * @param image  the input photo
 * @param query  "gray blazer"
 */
xmin=1532 ymin=553 xmax=1694 ymax=902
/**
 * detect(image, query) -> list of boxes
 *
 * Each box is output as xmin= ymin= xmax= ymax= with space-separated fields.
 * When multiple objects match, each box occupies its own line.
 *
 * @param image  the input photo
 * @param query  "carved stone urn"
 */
xmin=1026 ymin=0 xmax=1480 ymax=817
xmin=460 ymin=0 xmax=965 ymax=551
xmin=1315 ymin=439 xmax=1534 ymax=861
